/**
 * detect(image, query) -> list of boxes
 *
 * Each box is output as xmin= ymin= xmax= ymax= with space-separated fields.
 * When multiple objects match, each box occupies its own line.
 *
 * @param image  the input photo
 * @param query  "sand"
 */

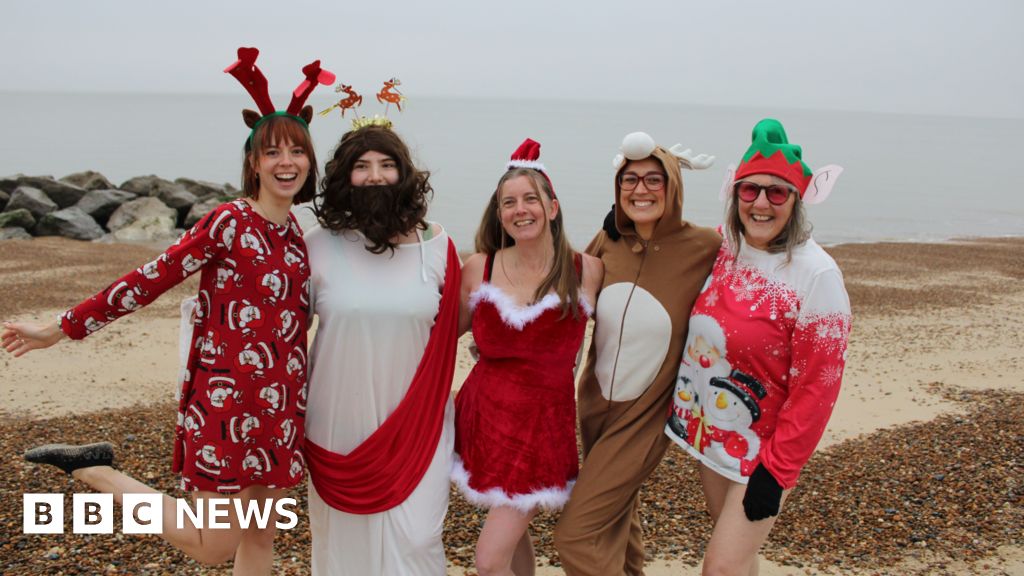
xmin=1 ymin=236 xmax=1022 ymax=575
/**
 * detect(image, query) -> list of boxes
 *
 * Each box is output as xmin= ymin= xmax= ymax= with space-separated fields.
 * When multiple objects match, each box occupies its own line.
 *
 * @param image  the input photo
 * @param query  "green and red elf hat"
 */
xmin=721 ymin=118 xmax=843 ymax=205
xmin=224 ymin=47 xmax=336 ymax=146
xmin=734 ymin=119 xmax=812 ymax=195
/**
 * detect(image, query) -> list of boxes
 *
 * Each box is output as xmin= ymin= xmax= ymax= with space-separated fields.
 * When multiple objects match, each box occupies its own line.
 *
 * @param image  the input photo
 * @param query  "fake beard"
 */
xmin=339 ymin=184 xmax=403 ymax=221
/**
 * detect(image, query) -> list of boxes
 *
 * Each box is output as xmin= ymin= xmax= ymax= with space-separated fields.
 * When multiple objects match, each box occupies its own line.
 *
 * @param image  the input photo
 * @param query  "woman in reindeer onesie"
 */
xmin=553 ymin=132 xmax=721 ymax=575
xmin=2 ymin=48 xmax=333 ymax=575
xmin=453 ymin=139 xmax=603 ymax=576
xmin=665 ymin=118 xmax=851 ymax=575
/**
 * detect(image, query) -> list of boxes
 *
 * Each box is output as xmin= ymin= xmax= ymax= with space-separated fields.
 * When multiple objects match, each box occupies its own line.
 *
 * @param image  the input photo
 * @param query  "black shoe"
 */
xmin=24 ymin=442 xmax=115 ymax=475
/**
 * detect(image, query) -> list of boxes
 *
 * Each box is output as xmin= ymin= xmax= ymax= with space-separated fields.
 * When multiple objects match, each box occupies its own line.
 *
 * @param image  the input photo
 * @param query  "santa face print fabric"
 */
xmin=60 ymin=200 xmax=311 ymax=493
xmin=665 ymin=234 xmax=851 ymax=489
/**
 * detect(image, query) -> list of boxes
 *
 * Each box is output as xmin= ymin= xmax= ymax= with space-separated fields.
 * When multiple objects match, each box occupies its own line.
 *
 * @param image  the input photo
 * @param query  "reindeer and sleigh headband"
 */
xmin=224 ymin=47 xmax=336 ymax=146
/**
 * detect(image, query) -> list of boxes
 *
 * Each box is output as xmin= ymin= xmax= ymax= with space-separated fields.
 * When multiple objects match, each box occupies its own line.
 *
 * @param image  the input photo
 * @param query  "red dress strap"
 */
xmin=484 ymin=252 xmax=495 ymax=283
xmin=303 ymin=237 xmax=462 ymax=513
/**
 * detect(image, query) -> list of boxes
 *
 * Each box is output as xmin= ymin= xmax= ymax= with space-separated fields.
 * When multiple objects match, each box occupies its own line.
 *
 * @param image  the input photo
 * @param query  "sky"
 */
xmin=1 ymin=0 xmax=1022 ymax=118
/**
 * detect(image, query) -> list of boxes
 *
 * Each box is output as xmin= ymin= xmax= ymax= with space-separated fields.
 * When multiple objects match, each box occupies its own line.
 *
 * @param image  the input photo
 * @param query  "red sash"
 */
xmin=304 ymin=238 xmax=461 ymax=514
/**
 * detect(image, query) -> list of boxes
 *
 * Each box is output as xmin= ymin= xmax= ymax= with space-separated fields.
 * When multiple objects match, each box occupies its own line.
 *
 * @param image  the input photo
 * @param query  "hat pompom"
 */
xmin=621 ymin=132 xmax=657 ymax=161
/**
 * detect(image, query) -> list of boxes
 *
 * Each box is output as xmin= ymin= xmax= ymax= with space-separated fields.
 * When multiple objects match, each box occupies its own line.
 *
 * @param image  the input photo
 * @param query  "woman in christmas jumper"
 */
xmin=553 ymin=132 xmax=721 ymax=575
xmin=301 ymin=123 xmax=462 ymax=576
xmin=665 ymin=118 xmax=851 ymax=576
xmin=454 ymin=138 xmax=603 ymax=576
xmin=3 ymin=48 xmax=333 ymax=574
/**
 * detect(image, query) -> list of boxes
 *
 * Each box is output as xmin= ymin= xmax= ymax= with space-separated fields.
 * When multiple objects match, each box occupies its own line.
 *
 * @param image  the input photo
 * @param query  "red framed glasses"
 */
xmin=733 ymin=181 xmax=795 ymax=206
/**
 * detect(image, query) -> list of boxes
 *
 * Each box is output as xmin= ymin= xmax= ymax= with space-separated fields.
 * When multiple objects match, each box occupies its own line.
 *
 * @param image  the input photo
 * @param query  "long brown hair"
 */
xmin=315 ymin=126 xmax=432 ymax=254
xmin=475 ymin=168 xmax=581 ymax=319
xmin=241 ymin=115 xmax=318 ymax=204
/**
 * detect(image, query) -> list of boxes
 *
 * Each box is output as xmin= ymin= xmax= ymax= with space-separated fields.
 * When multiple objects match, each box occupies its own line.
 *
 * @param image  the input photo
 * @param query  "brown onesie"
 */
xmin=554 ymin=150 xmax=720 ymax=575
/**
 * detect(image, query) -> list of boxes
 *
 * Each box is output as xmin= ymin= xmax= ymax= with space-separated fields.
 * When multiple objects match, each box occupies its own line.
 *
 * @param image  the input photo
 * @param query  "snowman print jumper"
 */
xmin=59 ymin=200 xmax=310 ymax=493
xmin=665 ymin=230 xmax=851 ymax=489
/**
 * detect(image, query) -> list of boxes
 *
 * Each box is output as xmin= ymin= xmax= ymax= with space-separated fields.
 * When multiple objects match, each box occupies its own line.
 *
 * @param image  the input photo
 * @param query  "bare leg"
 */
xmin=510 ymin=528 xmax=536 ymax=576
xmin=475 ymin=505 xmax=538 ymax=576
xmin=73 ymin=466 xmax=284 ymax=570
xmin=698 ymin=465 xmax=790 ymax=576
xmin=231 ymin=485 xmax=281 ymax=576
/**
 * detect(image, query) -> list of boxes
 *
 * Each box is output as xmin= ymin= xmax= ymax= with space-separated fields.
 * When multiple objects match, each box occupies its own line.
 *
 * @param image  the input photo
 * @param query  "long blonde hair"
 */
xmin=474 ymin=168 xmax=581 ymax=319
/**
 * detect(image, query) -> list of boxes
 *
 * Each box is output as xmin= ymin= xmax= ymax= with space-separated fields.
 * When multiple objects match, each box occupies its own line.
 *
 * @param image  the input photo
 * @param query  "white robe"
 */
xmin=304 ymin=223 xmax=454 ymax=576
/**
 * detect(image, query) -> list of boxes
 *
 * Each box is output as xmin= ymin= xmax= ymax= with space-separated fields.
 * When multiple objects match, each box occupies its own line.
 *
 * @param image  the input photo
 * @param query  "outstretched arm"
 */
xmin=1 ymin=320 xmax=64 ymax=357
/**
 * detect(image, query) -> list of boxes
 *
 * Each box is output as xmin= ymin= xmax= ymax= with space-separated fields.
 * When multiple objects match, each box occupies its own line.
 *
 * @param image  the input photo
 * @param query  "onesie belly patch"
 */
xmin=593 ymin=282 xmax=672 ymax=402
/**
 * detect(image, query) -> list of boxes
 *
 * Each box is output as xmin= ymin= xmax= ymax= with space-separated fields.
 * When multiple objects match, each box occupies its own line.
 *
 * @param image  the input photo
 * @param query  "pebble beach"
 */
xmin=1 ymin=236 xmax=1022 ymax=575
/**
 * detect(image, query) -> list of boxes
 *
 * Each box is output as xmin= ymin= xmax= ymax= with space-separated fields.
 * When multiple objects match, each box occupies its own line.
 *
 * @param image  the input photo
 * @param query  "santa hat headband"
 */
xmin=505 ymin=138 xmax=555 ymax=198
xmin=224 ymin=47 xmax=336 ymax=145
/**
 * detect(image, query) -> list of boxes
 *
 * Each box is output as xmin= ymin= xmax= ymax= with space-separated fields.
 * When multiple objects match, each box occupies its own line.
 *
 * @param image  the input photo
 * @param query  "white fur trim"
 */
xmin=451 ymin=456 xmax=574 ymax=514
xmin=506 ymin=160 xmax=547 ymax=172
xmin=469 ymin=284 xmax=591 ymax=330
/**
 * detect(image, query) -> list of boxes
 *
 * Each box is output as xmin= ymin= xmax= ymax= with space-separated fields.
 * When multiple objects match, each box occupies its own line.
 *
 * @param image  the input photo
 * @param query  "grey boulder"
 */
xmin=35 ymin=207 xmax=105 ymax=240
xmin=0 ymin=227 xmax=33 ymax=240
xmin=0 ymin=208 xmax=36 ymax=230
xmin=107 ymin=197 xmax=178 ymax=242
xmin=176 ymin=178 xmax=238 ymax=199
xmin=184 ymin=196 xmax=224 ymax=228
xmin=5 ymin=176 xmax=88 ymax=208
xmin=61 ymin=170 xmax=116 ymax=191
xmin=120 ymin=175 xmax=185 ymax=198
xmin=74 ymin=189 xmax=138 ymax=226
xmin=6 ymin=186 xmax=59 ymax=219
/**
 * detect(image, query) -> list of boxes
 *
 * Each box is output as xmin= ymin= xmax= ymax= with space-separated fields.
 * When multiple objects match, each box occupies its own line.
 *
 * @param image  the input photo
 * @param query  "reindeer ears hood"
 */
xmin=224 ymin=47 xmax=335 ymax=140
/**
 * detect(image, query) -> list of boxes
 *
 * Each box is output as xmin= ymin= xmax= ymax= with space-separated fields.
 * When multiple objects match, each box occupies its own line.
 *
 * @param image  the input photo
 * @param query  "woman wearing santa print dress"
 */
xmin=665 ymin=118 xmax=851 ymax=575
xmin=454 ymin=139 xmax=602 ymax=576
xmin=2 ymin=48 xmax=332 ymax=575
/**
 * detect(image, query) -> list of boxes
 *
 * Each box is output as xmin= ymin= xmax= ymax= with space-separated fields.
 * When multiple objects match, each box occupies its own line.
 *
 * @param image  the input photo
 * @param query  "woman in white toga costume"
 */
xmin=302 ymin=122 xmax=462 ymax=576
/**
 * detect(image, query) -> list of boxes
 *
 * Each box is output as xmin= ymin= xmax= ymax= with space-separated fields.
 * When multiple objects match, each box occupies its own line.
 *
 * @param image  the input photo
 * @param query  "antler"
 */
xmin=668 ymin=144 xmax=715 ymax=170
xmin=288 ymin=60 xmax=337 ymax=116
xmin=224 ymin=47 xmax=275 ymax=116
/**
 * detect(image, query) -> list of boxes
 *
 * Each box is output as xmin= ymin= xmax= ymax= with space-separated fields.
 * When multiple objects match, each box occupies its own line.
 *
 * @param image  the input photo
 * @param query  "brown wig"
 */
xmin=725 ymin=176 xmax=812 ymax=263
xmin=475 ymin=168 xmax=582 ymax=319
xmin=315 ymin=126 xmax=432 ymax=254
xmin=241 ymin=115 xmax=319 ymax=204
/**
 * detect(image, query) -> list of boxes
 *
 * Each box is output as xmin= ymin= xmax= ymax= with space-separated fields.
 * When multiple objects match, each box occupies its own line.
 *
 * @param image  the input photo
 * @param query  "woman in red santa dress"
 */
xmin=2 ymin=48 xmax=332 ymax=575
xmin=453 ymin=138 xmax=603 ymax=576
xmin=665 ymin=118 xmax=851 ymax=576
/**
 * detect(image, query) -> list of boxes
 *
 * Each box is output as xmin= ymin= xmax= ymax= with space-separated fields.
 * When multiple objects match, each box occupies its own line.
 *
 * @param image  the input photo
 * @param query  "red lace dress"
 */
xmin=453 ymin=254 xmax=590 ymax=513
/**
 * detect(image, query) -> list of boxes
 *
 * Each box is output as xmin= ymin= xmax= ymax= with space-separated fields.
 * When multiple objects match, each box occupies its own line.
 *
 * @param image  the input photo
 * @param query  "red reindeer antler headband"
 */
xmin=224 ymin=47 xmax=336 ymax=142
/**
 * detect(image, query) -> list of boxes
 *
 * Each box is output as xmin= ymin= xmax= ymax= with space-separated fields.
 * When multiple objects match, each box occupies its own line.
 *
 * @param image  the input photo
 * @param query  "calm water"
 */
xmin=2 ymin=92 xmax=1022 ymax=249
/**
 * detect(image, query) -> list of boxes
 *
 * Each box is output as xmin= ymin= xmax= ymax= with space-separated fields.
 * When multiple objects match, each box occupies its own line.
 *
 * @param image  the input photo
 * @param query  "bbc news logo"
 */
xmin=23 ymin=494 xmax=299 ymax=534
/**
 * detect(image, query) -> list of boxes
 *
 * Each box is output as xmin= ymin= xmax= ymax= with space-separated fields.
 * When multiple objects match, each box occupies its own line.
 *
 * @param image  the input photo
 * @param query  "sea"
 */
xmin=1 ymin=92 xmax=1022 ymax=249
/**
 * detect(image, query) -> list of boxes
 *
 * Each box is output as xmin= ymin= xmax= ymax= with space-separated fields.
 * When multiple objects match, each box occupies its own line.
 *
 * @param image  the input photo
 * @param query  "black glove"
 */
xmin=742 ymin=463 xmax=783 ymax=521
xmin=602 ymin=204 xmax=621 ymax=241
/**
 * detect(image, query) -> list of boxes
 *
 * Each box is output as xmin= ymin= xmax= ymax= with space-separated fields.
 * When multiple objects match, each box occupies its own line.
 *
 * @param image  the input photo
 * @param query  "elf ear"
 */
xmin=802 ymin=165 xmax=843 ymax=205
xmin=718 ymin=164 xmax=737 ymax=203
xmin=242 ymin=109 xmax=261 ymax=129
xmin=299 ymin=105 xmax=314 ymax=125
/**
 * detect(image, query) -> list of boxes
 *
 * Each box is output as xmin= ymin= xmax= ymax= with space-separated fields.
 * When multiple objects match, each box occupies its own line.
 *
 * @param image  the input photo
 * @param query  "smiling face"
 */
xmin=497 ymin=174 xmax=558 ymax=244
xmin=737 ymin=174 xmax=797 ymax=250
xmin=253 ymin=138 xmax=311 ymax=202
xmin=619 ymin=158 xmax=666 ymax=239
xmin=350 ymin=150 xmax=400 ymax=187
